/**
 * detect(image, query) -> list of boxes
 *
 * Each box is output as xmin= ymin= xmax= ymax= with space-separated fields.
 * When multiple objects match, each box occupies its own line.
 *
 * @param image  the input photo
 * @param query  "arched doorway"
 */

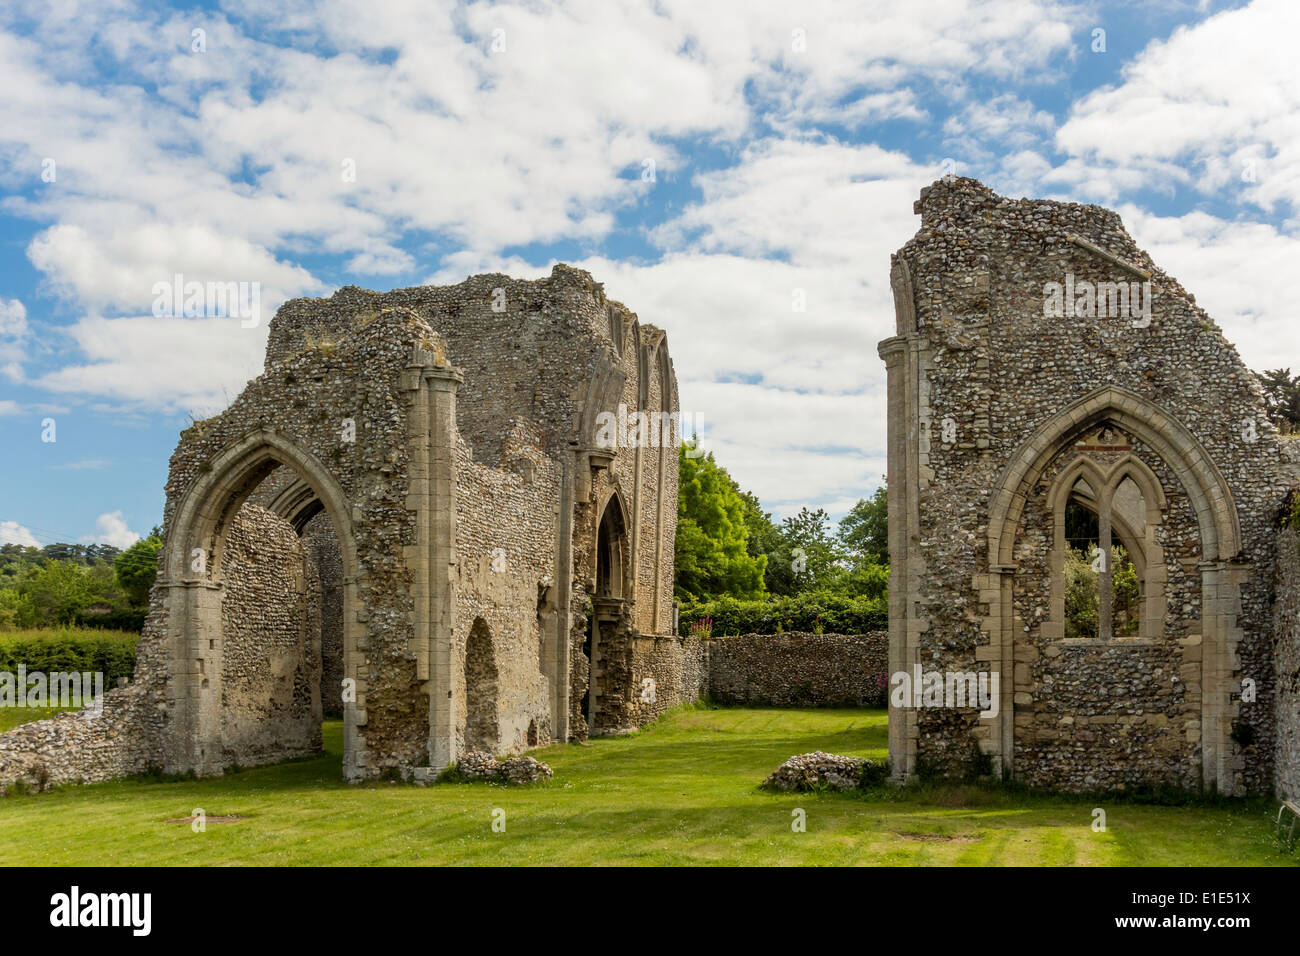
xmin=585 ymin=495 xmax=629 ymax=730
xmin=159 ymin=430 xmax=363 ymax=779
xmin=464 ymin=618 xmax=499 ymax=752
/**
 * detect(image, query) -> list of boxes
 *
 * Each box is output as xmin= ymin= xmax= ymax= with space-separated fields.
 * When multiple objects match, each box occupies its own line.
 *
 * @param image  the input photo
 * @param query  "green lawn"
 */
xmin=0 ymin=705 xmax=78 ymax=733
xmin=1 ymin=706 xmax=1293 ymax=866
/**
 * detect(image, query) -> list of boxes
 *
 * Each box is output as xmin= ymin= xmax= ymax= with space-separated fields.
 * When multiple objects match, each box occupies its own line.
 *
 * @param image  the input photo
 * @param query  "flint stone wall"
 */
xmin=218 ymin=505 xmax=322 ymax=767
xmin=881 ymin=177 xmax=1299 ymax=794
xmin=0 ymin=686 xmax=159 ymax=793
xmin=0 ymin=264 xmax=683 ymax=790
xmin=1274 ymin=526 xmax=1300 ymax=801
xmin=302 ymin=512 xmax=344 ymax=718
xmin=707 ymin=632 xmax=889 ymax=707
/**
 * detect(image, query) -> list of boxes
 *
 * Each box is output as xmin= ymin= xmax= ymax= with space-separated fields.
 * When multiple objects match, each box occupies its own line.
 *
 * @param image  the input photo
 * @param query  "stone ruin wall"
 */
xmin=0 ymin=504 xmax=326 ymax=790
xmin=577 ymin=315 xmax=681 ymax=736
xmin=279 ymin=268 xmax=681 ymax=749
xmin=624 ymin=634 xmax=704 ymax=724
xmin=707 ymin=632 xmax=890 ymax=708
xmin=268 ymin=267 xmax=611 ymax=469
xmin=886 ymin=178 xmax=1296 ymax=793
xmin=1274 ymin=525 xmax=1300 ymax=801
xmin=0 ymin=676 xmax=160 ymax=792
xmin=1010 ymin=430 xmax=1201 ymax=789
xmin=147 ymin=305 xmax=432 ymax=777
xmin=218 ymin=504 xmax=322 ymax=767
xmin=301 ymin=512 xmax=344 ymax=718
xmin=453 ymin=436 xmax=561 ymax=755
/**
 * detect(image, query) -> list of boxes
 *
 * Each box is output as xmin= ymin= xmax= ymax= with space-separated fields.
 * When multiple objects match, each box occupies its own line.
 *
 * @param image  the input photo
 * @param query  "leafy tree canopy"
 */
xmin=674 ymin=446 xmax=767 ymax=602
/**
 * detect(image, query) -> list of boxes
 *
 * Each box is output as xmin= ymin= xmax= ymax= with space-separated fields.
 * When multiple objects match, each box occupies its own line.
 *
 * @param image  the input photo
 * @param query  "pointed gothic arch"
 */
xmin=980 ymin=386 xmax=1247 ymax=792
xmin=158 ymin=428 xmax=365 ymax=779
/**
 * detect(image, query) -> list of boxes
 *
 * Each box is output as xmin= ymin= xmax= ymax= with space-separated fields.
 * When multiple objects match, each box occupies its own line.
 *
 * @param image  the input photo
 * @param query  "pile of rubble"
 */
xmin=454 ymin=750 xmax=553 ymax=785
xmin=761 ymin=752 xmax=881 ymax=792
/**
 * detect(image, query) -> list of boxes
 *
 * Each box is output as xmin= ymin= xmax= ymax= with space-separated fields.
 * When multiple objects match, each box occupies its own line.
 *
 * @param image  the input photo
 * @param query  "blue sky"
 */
xmin=2 ymin=0 xmax=1298 ymax=549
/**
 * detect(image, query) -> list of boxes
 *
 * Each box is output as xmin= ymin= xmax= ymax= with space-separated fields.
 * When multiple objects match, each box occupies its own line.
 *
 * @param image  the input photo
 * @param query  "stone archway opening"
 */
xmin=243 ymin=468 xmax=346 ymax=757
xmin=1061 ymin=472 xmax=1145 ymax=641
xmin=596 ymin=499 xmax=626 ymax=600
xmin=161 ymin=433 xmax=362 ymax=780
xmin=464 ymin=618 xmax=499 ymax=752
xmin=985 ymin=396 xmax=1241 ymax=792
xmin=585 ymin=496 xmax=629 ymax=731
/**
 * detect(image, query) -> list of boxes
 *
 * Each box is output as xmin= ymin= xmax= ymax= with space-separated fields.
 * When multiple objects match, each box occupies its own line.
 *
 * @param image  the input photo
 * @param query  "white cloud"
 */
xmin=35 ymin=314 xmax=269 ymax=415
xmin=0 ymin=0 xmax=1087 ymax=321
xmin=26 ymin=223 xmax=324 ymax=319
xmin=1056 ymin=0 xmax=1300 ymax=212
xmin=943 ymin=93 xmax=1056 ymax=152
xmin=4 ymin=0 xmax=1292 ymax=527
xmin=0 ymin=297 xmax=28 ymax=371
xmin=0 ymin=520 xmax=40 ymax=548
xmin=1121 ymin=204 xmax=1300 ymax=373
xmin=0 ymin=298 xmax=25 ymax=337
xmin=562 ymin=139 xmax=924 ymax=514
xmin=80 ymin=511 xmax=140 ymax=549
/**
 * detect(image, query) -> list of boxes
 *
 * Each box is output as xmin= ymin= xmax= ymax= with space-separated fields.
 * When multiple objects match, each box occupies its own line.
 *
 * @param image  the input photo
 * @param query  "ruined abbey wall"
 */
xmin=218 ymin=505 xmax=322 ymax=767
xmin=707 ymin=632 xmax=890 ymax=708
xmin=0 ymin=264 xmax=683 ymax=791
xmin=880 ymin=178 xmax=1298 ymax=794
xmin=301 ymin=512 xmax=344 ymax=718
xmin=1274 ymin=526 xmax=1300 ymax=801
xmin=452 ymin=439 xmax=561 ymax=755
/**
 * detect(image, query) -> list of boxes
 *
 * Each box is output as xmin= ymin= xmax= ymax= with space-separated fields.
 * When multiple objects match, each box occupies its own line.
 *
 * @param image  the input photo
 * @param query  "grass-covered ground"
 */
xmin=0 ymin=706 xmax=1293 ymax=866
xmin=0 ymin=704 xmax=77 ymax=733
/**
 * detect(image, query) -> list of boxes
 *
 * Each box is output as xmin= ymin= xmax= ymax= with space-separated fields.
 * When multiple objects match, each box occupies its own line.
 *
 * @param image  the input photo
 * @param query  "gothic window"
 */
xmin=1050 ymin=433 xmax=1165 ymax=642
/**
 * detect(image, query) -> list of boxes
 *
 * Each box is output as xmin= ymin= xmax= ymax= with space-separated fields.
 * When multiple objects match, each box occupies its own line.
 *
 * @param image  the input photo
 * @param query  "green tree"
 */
xmin=675 ymin=446 xmax=767 ymax=602
xmin=114 ymin=532 xmax=163 ymax=605
xmin=777 ymin=507 xmax=843 ymax=594
xmin=737 ymin=491 xmax=796 ymax=595
xmin=1255 ymin=368 xmax=1300 ymax=434
xmin=14 ymin=560 xmax=96 ymax=626
xmin=838 ymin=482 xmax=889 ymax=567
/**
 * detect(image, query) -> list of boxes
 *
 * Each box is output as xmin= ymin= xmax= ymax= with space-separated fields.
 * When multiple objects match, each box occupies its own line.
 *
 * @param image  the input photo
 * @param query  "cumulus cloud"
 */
xmin=1 ymin=0 xmax=1295 ymax=524
xmin=80 ymin=511 xmax=140 ymax=549
xmin=561 ymin=139 xmax=925 ymax=511
xmin=0 ymin=520 xmax=40 ymax=548
xmin=1056 ymin=0 xmax=1300 ymax=212
xmin=0 ymin=298 xmax=25 ymax=337
xmin=34 ymin=314 xmax=270 ymax=415
xmin=1121 ymin=204 xmax=1300 ymax=373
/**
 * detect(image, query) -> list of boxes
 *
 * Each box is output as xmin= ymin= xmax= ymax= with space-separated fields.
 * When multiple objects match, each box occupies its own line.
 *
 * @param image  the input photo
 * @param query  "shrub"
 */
xmin=0 ymin=629 xmax=140 ymax=684
xmin=678 ymin=593 xmax=887 ymax=636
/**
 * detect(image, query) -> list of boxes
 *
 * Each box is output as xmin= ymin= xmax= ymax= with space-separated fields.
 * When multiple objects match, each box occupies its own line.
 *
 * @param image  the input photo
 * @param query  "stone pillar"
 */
xmin=163 ymin=578 xmax=224 ymax=775
xmin=427 ymin=366 xmax=462 ymax=771
xmin=878 ymin=335 xmax=913 ymax=779
xmin=554 ymin=450 xmax=576 ymax=742
xmin=1199 ymin=560 xmax=1248 ymax=795
xmin=1098 ymin=499 xmax=1114 ymax=642
xmin=403 ymin=351 xmax=464 ymax=773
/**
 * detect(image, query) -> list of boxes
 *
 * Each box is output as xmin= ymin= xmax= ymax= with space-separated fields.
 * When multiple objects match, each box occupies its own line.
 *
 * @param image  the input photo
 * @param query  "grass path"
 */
xmin=0 ymin=706 xmax=1293 ymax=866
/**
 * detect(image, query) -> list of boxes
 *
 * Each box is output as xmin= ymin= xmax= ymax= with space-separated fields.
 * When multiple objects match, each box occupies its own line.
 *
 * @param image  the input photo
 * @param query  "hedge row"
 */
xmin=0 ymin=629 xmax=140 ymax=684
xmin=679 ymin=593 xmax=888 ymax=636
xmin=74 ymin=608 xmax=148 ymax=633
